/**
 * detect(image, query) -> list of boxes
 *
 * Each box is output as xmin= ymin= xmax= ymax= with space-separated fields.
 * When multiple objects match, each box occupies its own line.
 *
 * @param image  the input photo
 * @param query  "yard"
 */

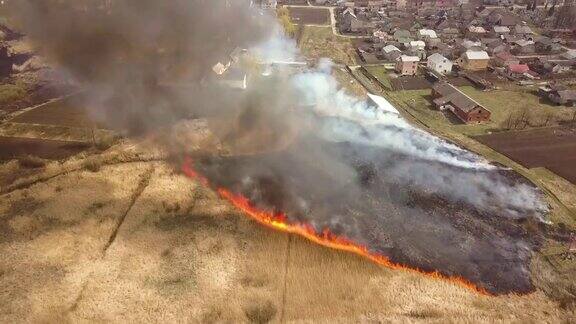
xmin=380 ymin=86 xmax=576 ymax=136
xmin=298 ymin=26 xmax=359 ymax=65
xmin=363 ymin=66 xmax=392 ymax=90
xmin=460 ymin=87 xmax=576 ymax=131
xmin=288 ymin=7 xmax=330 ymax=26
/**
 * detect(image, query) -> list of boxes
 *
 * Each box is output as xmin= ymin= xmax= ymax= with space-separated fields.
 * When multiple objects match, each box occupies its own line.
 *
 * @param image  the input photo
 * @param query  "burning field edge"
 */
xmin=181 ymin=156 xmax=492 ymax=296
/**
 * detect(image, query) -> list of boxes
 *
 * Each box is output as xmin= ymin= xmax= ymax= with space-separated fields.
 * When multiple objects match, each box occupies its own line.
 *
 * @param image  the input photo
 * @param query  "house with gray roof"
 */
xmin=431 ymin=81 xmax=491 ymax=123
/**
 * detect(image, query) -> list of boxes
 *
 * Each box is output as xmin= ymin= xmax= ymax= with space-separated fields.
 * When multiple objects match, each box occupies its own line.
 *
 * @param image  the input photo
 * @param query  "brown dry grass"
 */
xmin=0 ymin=160 xmax=574 ymax=322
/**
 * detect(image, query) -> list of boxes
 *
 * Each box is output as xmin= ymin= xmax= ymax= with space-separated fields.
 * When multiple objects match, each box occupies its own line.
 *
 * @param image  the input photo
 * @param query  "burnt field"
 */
xmin=0 ymin=136 xmax=89 ymax=161
xmin=475 ymin=127 xmax=576 ymax=184
xmin=288 ymin=7 xmax=330 ymax=25
xmin=190 ymin=115 xmax=560 ymax=295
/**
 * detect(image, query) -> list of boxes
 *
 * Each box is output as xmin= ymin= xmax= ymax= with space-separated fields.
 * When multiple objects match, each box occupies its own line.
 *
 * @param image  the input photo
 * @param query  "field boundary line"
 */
xmin=0 ymin=155 xmax=165 ymax=195
xmin=102 ymin=166 xmax=154 ymax=254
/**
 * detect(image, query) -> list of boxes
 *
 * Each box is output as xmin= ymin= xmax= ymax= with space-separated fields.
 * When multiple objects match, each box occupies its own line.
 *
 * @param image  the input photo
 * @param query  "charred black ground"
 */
xmin=192 ymin=122 xmax=549 ymax=295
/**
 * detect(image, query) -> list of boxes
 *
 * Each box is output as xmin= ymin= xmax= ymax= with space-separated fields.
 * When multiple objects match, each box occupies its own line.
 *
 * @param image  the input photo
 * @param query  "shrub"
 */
xmin=244 ymin=300 xmax=277 ymax=324
xmin=0 ymin=83 xmax=27 ymax=106
xmin=82 ymin=159 xmax=101 ymax=172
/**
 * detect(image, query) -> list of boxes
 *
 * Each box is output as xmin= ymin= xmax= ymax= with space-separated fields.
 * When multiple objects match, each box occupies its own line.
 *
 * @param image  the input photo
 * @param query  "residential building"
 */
xmin=511 ymin=39 xmax=535 ymax=55
xmin=418 ymin=28 xmax=438 ymax=40
xmin=493 ymin=51 xmax=519 ymax=67
xmin=457 ymin=50 xmax=490 ymax=71
xmin=395 ymin=55 xmax=420 ymax=75
xmin=382 ymin=44 xmax=402 ymax=60
xmin=427 ymin=53 xmax=452 ymax=75
xmin=431 ymin=81 xmax=491 ymax=123
xmin=539 ymin=86 xmax=576 ymax=106
xmin=506 ymin=64 xmax=530 ymax=78
xmin=493 ymin=26 xmax=510 ymax=35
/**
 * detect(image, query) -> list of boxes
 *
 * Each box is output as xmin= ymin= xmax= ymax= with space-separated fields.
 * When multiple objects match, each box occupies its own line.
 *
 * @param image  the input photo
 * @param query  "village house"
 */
xmin=431 ymin=81 xmax=491 ymax=123
xmin=513 ymin=24 xmax=534 ymax=38
xmin=427 ymin=53 xmax=452 ymax=75
xmin=505 ymin=63 xmax=530 ymax=78
xmin=467 ymin=26 xmax=487 ymax=40
xmin=395 ymin=55 xmax=420 ymax=75
xmin=493 ymin=51 xmax=519 ymax=67
xmin=562 ymin=49 xmax=576 ymax=60
xmin=538 ymin=85 xmax=576 ymax=106
xmin=535 ymin=37 xmax=563 ymax=54
xmin=418 ymin=28 xmax=437 ymax=40
xmin=485 ymin=39 xmax=509 ymax=55
xmin=382 ymin=44 xmax=402 ymax=60
xmin=486 ymin=10 xmax=519 ymax=27
xmin=393 ymin=29 xmax=412 ymax=43
xmin=492 ymin=26 xmax=510 ymax=36
xmin=458 ymin=39 xmax=483 ymax=53
xmin=257 ymin=0 xmax=278 ymax=9
xmin=457 ymin=50 xmax=490 ymax=71
xmin=530 ymin=58 xmax=573 ymax=76
xmin=351 ymin=18 xmax=376 ymax=34
xmin=408 ymin=40 xmax=426 ymax=50
xmin=213 ymin=67 xmax=248 ymax=90
xmin=544 ymin=60 xmax=573 ymax=75
xmin=511 ymin=39 xmax=535 ymax=55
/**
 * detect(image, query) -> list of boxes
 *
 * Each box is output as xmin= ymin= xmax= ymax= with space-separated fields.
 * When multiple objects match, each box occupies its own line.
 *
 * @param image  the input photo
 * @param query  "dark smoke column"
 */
xmin=8 ymin=0 xmax=273 ymax=134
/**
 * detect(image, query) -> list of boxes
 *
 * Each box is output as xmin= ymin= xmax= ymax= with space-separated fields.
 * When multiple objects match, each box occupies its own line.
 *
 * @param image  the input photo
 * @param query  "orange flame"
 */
xmin=182 ymin=157 xmax=491 ymax=296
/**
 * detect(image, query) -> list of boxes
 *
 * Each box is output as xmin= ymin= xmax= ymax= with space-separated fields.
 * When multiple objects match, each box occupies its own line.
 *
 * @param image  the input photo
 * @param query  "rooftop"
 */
xmin=465 ymin=50 xmax=489 ymax=60
xmin=433 ymin=81 xmax=488 ymax=113
xmin=400 ymin=55 xmax=420 ymax=62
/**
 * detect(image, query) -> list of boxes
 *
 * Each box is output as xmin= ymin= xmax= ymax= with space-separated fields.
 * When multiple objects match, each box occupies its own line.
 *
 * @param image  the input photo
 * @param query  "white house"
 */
xmin=427 ymin=53 xmax=453 ymax=75
xmin=382 ymin=44 xmax=401 ymax=60
xmin=418 ymin=29 xmax=438 ymax=40
xmin=409 ymin=40 xmax=426 ymax=50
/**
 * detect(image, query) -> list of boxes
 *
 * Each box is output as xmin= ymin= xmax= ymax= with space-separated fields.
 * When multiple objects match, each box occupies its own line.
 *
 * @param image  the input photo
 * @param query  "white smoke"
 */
xmin=251 ymin=32 xmax=548 ymax=220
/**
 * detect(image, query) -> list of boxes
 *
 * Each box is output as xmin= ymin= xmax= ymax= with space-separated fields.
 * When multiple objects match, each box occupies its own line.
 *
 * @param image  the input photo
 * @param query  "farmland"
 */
xmin=288 ymin=7 xmax=330 ymax=26
xmin=0 ymin=136 xmax=89 ymax=161
xmin=11 ymin=94 xmax=103 ymax=128
xmin=475 ymin=127 xmax=576 ymax=184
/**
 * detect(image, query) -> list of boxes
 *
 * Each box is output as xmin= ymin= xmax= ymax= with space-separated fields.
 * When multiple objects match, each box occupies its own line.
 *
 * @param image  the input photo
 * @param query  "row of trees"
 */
xmin=501 ymin=108 xmax=576 ymax=130
xmin=277 ymin=7 xmax=297 ymax=37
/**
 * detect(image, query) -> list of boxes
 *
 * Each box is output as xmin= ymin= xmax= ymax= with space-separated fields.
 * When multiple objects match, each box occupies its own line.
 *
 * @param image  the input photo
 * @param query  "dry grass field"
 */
xmin=0 ymin=142 xmax=574 ymax=322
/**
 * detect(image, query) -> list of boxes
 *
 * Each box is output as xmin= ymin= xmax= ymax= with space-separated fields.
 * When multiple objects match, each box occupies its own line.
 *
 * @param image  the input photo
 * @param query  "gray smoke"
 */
xmin=10 ymin=0 xmax=548 ymax=220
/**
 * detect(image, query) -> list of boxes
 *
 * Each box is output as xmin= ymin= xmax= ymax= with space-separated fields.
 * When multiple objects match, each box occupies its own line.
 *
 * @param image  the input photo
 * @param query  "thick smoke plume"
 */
xmin=9 ymin=0 xmax=278 ymax=134
xmin=11 ymin=0 xmax=551 ymax=294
